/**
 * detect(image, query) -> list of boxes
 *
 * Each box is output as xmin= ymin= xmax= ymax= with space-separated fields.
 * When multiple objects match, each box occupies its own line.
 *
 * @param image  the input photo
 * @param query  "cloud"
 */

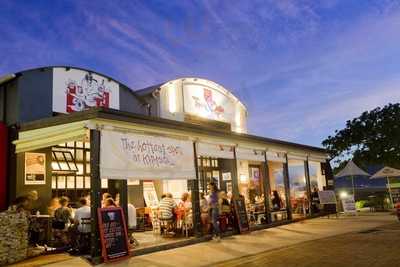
xmin=1 ymin=0 xmax=400 ymax=148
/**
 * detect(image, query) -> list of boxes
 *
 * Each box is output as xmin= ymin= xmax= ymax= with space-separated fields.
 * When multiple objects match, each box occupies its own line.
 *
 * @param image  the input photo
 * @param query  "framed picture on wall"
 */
xmin=25 ymin=152 xmax=46 ymax=185
xmin=222 ymin=172 xmax=232 ymax=181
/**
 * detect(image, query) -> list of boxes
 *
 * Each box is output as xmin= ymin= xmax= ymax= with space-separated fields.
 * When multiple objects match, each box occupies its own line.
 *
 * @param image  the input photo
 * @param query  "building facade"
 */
xmin=0 ymin=66 xmax=334 ymax=261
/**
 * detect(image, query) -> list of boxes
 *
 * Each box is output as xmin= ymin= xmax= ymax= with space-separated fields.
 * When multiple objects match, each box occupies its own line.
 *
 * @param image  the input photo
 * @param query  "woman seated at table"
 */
xmin=200 ymin=193 xmax=210 ymax=234
xmin=48 ymin=197 xmax=60 ymax=217
xmin=271 ymin=190 xmax=283 ymax=211
xmin=178 ymin=192 xmax=192 ymax=223
xmin=52 ymin=197 xmax=74 ymax=248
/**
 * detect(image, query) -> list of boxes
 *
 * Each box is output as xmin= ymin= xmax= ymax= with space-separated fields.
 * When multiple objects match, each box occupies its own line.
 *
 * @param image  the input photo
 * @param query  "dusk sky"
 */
xmin=1 ymin=1 xmax=400 ymax=147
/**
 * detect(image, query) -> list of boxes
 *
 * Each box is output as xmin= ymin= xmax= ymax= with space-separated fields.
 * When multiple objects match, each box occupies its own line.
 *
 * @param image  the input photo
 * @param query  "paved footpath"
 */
xmin=24 ymin=213 xmax=399 ymax=267
xmin=214 ymin=222 xmax=400 ymax=267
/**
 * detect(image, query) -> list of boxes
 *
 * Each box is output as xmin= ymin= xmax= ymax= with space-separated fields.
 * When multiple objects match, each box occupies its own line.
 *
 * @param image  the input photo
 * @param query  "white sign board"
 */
xmin=318 ymin=190 xmax=337 ymax=204
xmin=53 ymin=67 xmax=119 ymax=113
xmin=222 ymin=172 xmax=232 ymax=181
xmin=143 ymin=181 xmax=159 ymax=208
xmin=342 ymin=195 xmax=356 ymax=214
xmin=100 ymin=130 xmax=196 ymax=180
xmin=183 ymin=84 xmax=235 ymax=123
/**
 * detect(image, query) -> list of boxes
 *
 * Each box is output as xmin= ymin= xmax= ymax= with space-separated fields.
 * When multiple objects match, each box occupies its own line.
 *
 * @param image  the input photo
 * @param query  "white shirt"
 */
xmin=74 ymin=206 xmax=91 ymax=233
xmin=127 ymin=203 xmax=137 ymax=229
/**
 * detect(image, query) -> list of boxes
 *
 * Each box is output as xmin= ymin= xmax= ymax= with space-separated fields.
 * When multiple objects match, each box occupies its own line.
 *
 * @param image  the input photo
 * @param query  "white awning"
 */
xmin=100 ymin=130 xmax=196 ymax=180
xmin=287 ymin=153 xmax=307 ymax=161
xmin=13 ymin=121 xmax=88 ymax=153
xmin=236 ymin=147 xmax=265 ymax=161
xmin=266 ymin=151 xmax=286 ymax=163
xmin=197 ymin=142 xmax=234 ymax=159
xmin=308 ymin=155 xmax=327 ymax=163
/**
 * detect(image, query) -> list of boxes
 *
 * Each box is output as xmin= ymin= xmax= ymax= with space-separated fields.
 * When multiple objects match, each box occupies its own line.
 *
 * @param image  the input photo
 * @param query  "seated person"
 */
xmin=218 ymin=191 xmax=231 ymax=215
xmin=102 ymin=193 xmax=112 ymax=207
xmin=127 ymin=203 xmax=137 ymax=229
xmin=178 ymin=192 xmax=192 ymax=223
xmin=159 ymin=193 xmax=177 ymax=220
xmin=271 ymin=190 xmax=283 ymax=211
xmin=158 ymin=193 xmax=177 ymax=234
xmin=104 ymin=198 xmax=117 ymax=208
xmin=48 ymin=197 xmax=60 ymax=217
xmin=53 ymin=197 xmax=74 ymax=248
xmin=74 ymin=197 xmax=91 ymax=233
xmin=199 ymin=193 xmax=210 ymax=234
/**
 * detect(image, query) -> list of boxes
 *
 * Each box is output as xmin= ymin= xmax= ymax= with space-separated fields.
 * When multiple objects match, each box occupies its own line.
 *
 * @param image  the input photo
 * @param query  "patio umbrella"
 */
xmin=370 ymin=167 xmax=400 ymax=208
xmin=335 ymin=160 xmax=370 ymax=198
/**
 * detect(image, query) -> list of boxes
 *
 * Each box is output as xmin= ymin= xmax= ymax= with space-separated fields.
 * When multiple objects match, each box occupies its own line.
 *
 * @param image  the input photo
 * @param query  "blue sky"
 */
xmin=1 ymin=0 xmax=400 ymax=147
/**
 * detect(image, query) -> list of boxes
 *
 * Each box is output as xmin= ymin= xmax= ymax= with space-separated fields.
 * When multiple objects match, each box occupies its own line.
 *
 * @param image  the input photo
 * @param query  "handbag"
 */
xmin=52 ymin=220 xmax=66 ymax=230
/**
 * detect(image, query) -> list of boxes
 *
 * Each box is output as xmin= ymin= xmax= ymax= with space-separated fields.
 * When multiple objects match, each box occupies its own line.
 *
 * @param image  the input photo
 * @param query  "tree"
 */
xmin=322 ymin=103 xmax=400 ymax=169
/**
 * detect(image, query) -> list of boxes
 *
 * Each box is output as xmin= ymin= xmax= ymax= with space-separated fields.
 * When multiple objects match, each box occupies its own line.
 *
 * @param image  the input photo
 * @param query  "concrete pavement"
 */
xmin=215 ymin=222 xmax=400 ymax=267
xmin=41 ymin=213 xmax=398 ymax=267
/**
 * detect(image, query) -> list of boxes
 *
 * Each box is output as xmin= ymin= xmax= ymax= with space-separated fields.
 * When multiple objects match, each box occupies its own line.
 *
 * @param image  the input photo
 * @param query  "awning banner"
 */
xmin=100 ymin=130 xmax=196 ymax=180
xmin=266 ymin=151 xmax=286 ymax=163
xmin=236 ymin=147 xmax=265 ymax=161
xmin=197 ymin=142 xmax=234 ymax=159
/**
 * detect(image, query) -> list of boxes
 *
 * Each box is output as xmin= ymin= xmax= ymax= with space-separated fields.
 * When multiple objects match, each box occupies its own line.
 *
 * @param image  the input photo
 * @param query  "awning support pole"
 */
xmin=283 ymin=154 xmax=293 ymax=220
xmin=263 ymin=152 xmax=272 ymax=224
xmin=304 ymin=158 xmax=312 ymax=216
xmin=192 ymin=142 xmax=202 ymax=237
xmin=90 ymin=129 xmax=102 ymax=264
xmin=232 ymin=147 xmax=240 ymax=196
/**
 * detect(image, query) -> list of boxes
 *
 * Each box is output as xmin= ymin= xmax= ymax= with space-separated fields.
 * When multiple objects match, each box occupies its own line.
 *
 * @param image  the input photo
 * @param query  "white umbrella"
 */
xmin=370 ymin=166 xmax=400 ymax=208
xmin=335 ymin=160 xmax=370 ymax=198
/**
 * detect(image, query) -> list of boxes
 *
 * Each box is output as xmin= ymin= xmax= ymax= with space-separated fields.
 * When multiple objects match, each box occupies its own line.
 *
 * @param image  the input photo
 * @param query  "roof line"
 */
xmin=4 ymin=65 xmax=147 ymax=104
xmin=18 ymin=108 xmax=326 ymax=154
xmin=134 ymin=77 xmax=247 ymax=111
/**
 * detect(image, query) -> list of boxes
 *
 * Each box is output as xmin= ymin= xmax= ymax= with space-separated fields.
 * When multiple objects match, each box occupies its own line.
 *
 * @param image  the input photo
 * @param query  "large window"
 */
xmin=198 ymin=157 xmax=220 ymax=193
xmin=51 ymin=141 xmax=108 ymax=201
xmin=268 ymin=161 xmax=286 ymax=209
xmin=238 ymin=161 xmax=266 ymax=226
xmin=309 ymin=161 xmax=326 ymax=191
xmin=288 ymin=159 xmax=308 ymax=218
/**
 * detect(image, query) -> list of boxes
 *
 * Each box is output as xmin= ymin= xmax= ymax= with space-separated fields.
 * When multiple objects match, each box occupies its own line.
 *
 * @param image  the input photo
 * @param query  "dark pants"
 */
xmin=211 ymin=207 xmax=220 ymax=237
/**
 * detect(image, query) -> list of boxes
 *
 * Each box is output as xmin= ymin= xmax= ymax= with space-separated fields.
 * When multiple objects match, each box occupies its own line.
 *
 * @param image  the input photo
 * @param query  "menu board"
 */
xmin=233 ymin=196 xmax=250 ymax=233
xmin=391 ymin=188 xmax=400 ymax=204
xmin=318 ymin=190 xmax=337 ymax=204
xmin=98 ymin=207 xmax=130 ymax=262
xmin=342 ymin=195 xmax=356 ymax=214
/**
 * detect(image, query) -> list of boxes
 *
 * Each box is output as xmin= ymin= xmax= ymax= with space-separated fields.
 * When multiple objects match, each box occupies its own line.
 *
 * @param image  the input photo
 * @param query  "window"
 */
xmin=268 ymin=161 xmax=286 ymax=210
xmin=51 ymin=142 xmax=95 ymax=200
xmin=309 ymin=161 xmax=326 ymax=191
xmin=288 ymin=159 xmax=308 ymax=218
xmin=51 ymin=150 xmax=78 ymax=173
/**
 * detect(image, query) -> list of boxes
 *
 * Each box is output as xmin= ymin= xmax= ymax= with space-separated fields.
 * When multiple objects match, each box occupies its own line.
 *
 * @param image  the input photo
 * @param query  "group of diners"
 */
xmin=8 ymin=191 xmax=92 ymax=254
xmin=145 ymin=192 xmax=193 ymax=236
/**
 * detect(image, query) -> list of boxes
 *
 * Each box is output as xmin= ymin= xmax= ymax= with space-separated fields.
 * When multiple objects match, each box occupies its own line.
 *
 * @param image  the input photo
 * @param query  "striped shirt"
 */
xmin=159 ymin=197 xmax=177 ymax=219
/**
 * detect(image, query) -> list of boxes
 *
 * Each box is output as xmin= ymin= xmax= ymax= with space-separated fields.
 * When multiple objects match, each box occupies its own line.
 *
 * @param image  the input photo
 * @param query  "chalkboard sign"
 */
xmin=98 ymin=207 xmax=130 ymax=262
xmin=232 ymin=196 xmax=250 ymax=233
